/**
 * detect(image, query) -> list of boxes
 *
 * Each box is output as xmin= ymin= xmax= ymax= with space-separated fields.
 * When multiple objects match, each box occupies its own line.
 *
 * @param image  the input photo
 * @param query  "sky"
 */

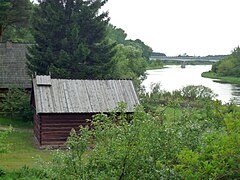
xmin=102 ymin=0 xmax=240 ymax=56
xmin=33 ymin=0 xmax=240 ymax=56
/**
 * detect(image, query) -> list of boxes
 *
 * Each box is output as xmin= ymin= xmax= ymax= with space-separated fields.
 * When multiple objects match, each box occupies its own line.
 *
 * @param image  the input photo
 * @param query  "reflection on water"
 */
xmin=142 ymin=65 xmax=240 ymax=104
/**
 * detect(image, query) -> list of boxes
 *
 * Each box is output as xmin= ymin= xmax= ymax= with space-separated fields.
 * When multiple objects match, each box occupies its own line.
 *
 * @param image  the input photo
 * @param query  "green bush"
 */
xmin=0 ymin=126 xmax=13 ymax=153
xmin=44 ymin=101 xmax=233 ymax=179
xmin=0 ymin=88 xmax=33 ymax=121
xmin=175 ymin=112 xmax=240 ymax=179
xmin=2 ymin=92 xmax=238 ymax=179
xmin=0 ymin=168 xmax=6 ymax=177
xmin=180 ymin=85 xmax=216 ymax=101
xmin=140 ymin=84 xmax=217 ymax=113
xmin=0 ymin=166 xmax=49 ymax=179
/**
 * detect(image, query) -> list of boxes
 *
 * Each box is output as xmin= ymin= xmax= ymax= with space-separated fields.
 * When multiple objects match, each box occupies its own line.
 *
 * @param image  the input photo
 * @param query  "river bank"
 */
xmin=201 ymin=71 xmax=240 ymax=85
xmin=147 ymin=61 xmax=214 ymax=70
xmin=143 ymin=65 xmax=240 ymax=104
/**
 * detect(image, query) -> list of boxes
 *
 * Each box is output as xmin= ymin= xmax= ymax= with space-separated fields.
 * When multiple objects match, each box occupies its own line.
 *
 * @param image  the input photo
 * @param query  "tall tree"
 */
xmin=211 ymin=46 xmax=240 ymax=77
xmin=126 ymin=39 xmax=153 ymax=60
xmin=111 ymin=44 xmax=147 ymax=88
xmin=107 ymin=24 xmax=127 ymax=44
xmin=27 ymin=0 xmax=116 ymax=79
xmin=107 ymin=24 xmax=153 ymax=60
xmin=0 ymin=0 xmax=31 ymax=42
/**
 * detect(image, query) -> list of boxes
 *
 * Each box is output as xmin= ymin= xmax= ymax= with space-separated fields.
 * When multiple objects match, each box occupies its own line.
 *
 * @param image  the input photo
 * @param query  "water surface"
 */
xmin=142 ymin=65 xmax=240 ymax=104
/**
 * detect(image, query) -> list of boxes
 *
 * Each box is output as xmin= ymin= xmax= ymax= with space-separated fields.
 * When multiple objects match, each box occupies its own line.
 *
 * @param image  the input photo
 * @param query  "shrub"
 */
xmin=180 ymin=85 xmax=216 ymax=101
xmin=175 ymin=111 xmax=240 ymax=179
xmin=0 ymin=166 xmax=49 ymax=179
xmin=0 ymin=126 xmax=13 ymax=153
xmin=46 ymin=102 xmax=226 ymax=179
xmin=1 ymin=88 xmax=33 ymax=121
xmin=0 ymin=168 xmax=6 ymax=177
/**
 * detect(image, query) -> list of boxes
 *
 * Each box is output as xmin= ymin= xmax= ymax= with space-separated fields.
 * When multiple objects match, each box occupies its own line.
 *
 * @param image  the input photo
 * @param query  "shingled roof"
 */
xmin=32 ymin=75 xmax=139 ymax=113
xmin=0 ymin=42 xmax=31 ymax=89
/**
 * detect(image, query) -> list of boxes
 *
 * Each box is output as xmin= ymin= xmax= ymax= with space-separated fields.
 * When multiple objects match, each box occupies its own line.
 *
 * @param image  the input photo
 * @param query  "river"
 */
xmin=142 ymin=65 xmax=240 ymax=105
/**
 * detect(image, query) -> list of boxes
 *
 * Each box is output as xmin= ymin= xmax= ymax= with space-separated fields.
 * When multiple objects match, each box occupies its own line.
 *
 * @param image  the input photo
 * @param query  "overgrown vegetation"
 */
xmin=0 ymin=0 xmax=32 ymax=42
xmin=1 ymin=85 xmax=239 ymax=179
xmin=212 ymin=46 xmax=240 ymax=77
xmin=146 ymin=59 xmax=164 ymax=70
xmin=0 ymin=88 xmax=33 ymax=121
xmin=203 ymin=46 xmax=240 ymax=84
xmin=202 ymin=71 xmax=240 ymax=85
xmin=1 ymin=0 xmax=239 ymax=179
xmin=0 ymin=126 xmax=12 ymax=153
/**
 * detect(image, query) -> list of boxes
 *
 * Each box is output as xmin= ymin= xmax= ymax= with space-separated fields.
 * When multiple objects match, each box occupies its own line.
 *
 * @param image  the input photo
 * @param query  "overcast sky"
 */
xmin=103 ymin=0 xmax=240 ymax=56
xmin=33 ymin=0 xmax=240 ymax=56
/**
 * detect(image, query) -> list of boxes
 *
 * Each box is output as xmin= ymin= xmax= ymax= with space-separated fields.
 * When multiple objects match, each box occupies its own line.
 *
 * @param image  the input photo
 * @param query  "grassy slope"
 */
xmin=202 ymin=71 xmax=240 ymax=85
xmin=0 ymin=117 xmax=52 ymax=170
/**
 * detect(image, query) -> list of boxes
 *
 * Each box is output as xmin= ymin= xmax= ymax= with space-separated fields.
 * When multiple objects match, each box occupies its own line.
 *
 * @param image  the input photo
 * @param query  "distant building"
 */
xmin=0 ymin=41 xmax=31 ymax=89
xmin=0 ymin=42 xmax=31 ymax=100
xmin=31 ymin=75 xmax=139 ymax=147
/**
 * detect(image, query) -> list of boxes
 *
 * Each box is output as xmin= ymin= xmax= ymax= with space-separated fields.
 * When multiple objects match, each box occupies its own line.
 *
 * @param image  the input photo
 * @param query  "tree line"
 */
xmin=211 ymin=46 xmax=240 ymax=77
xmin=1 ymin=0 xmax=153 ymax=87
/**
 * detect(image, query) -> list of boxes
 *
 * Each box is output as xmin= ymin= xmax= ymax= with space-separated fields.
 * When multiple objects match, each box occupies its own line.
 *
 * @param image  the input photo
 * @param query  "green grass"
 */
xmin=0 ymin=117 xmax=33 ymax=129
xmin=0 ymin=117 xmax=52 ymax=170
xmin=202 ymin=71 xmax=240 ymax=85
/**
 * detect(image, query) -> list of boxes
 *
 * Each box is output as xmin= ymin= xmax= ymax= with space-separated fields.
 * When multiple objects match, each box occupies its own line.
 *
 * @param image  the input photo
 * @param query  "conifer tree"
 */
xmin=0 ymin=0 xmax=31 ymax=42
xmin=27 ymin=0 xmax=116 ymax=79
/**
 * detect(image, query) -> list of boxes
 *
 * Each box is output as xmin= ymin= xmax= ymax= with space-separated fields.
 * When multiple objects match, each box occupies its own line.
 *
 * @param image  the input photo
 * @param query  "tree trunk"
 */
xmin=0 ymin=25 xmax=3 ymax=42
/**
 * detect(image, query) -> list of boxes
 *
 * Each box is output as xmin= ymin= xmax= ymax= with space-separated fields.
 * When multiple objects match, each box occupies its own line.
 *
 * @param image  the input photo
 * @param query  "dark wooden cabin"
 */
xmin=31 ymin=75 xmax=139 ymax=148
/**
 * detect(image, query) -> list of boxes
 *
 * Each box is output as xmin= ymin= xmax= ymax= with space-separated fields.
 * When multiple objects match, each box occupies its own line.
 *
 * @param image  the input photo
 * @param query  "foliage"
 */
xmin=140 ymin=84 xmax=216 ymax=112
xmin=147 ymin=59 xmax=164 ymax=69
xmin=202 ymin=71 xmax=240 ymax=85
xmin=2 ymin=1 xmax=35 ymax=43
xmin=0 ymin=167 xmax=6 ymax=177
xmin=0 ymin=0 xmax=32 ymax=42
xmin=107 ymin=24 xmax=153 ymax=60
xmin=175 ymin=112 xmax=240 ymax=179
xmin=36 ymin=97 xmax=239 ymax=179
xmin=2 ymin=2 xmax=36 ymax=43
xmin=0 ymin=166 xmax=49 ymax=179
xmin=111 ymin=44 xmax=147 ymax=88
xmin=0 ymin=117 xmax=32 ymax=129
xmin=3 ymin=25 xmax=34 ymax=43
xmin=125 ymin=39 xmax=153 ymax=60
xmin=151 ymin=52 xmax=166 ymax=57
xmin=107 ymin=24 xmax=152 ymax=88
xmin=180 ymin=85 xmax=216 ymax=101
xmin=1 ymin=87 xmax=239 ymax=179
xmin=27 ymin=0 xmax=116 ymax=79
xmin=212 ymin=46 xmax=240 ymax=77
xmin=0 ymin=88 xmax=33 ymax=121
xmin=107 ymin=24 xmax=127 ymax=45
xmin=0 ymin=126 xmax=12 ymax=153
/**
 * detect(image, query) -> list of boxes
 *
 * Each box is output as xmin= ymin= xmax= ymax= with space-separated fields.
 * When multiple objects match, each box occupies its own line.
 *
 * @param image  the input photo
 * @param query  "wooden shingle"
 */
xmin=0 ymin=42 xmax=31 ymax=89
xmin=32 ymin=75 xmax=139 ymax=114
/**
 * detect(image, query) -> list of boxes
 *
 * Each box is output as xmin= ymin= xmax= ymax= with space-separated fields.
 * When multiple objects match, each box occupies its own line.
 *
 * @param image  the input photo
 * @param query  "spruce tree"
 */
xmin=0 ymin=0 xmax=31 ymax=42
xmin=27 ymin=0 xmax=116 ymax=79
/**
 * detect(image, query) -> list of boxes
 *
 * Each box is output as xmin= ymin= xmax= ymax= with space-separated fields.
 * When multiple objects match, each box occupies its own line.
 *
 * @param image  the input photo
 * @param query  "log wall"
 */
xmin=34 ymin=113 xmax=95 ymax=147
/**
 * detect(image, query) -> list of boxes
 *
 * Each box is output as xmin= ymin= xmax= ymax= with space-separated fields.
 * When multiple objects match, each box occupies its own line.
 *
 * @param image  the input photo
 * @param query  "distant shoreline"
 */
xmin=202 ymin=71 xmax=240 ymax=85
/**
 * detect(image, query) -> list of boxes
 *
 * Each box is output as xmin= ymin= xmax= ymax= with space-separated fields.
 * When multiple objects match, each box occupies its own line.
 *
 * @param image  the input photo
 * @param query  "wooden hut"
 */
xmin=31 ymin=75 xmax=139 ymax=147
xmin=0 ymin=42 xmax=31 ymax=101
